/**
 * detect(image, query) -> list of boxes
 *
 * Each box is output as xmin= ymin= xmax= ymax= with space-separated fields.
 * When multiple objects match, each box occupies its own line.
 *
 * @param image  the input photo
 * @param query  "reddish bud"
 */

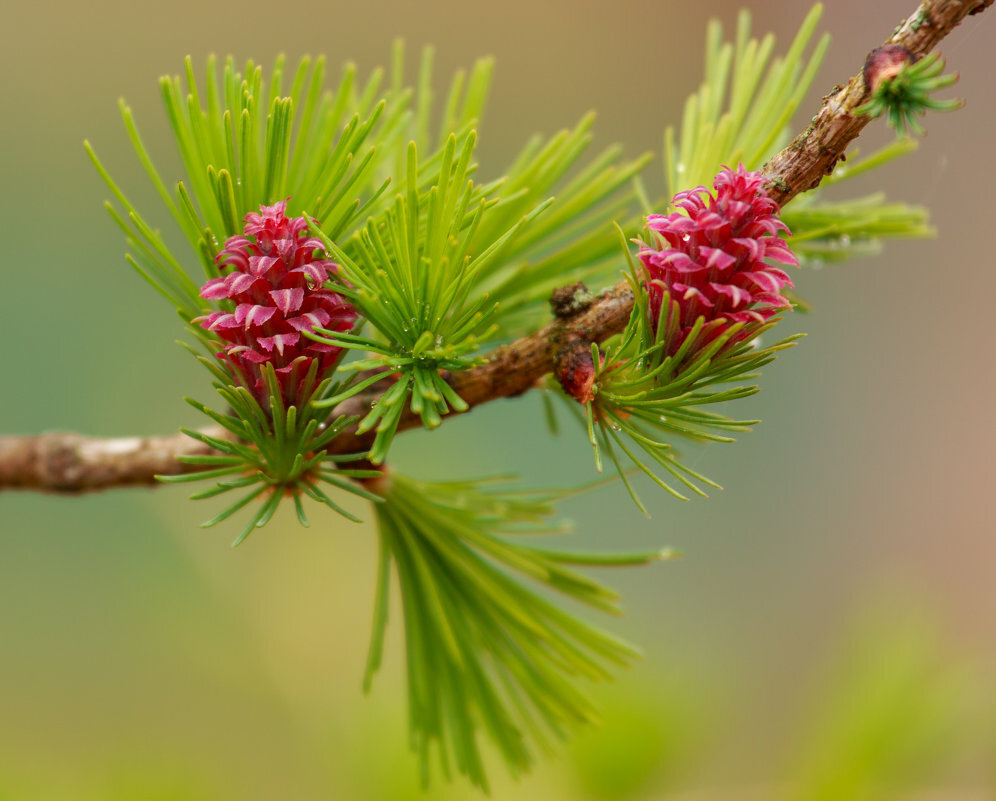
xmin=556 ymin=340 xmax=600 ymax=405
xmin=864 ymin=45 xmax=916 ymax=94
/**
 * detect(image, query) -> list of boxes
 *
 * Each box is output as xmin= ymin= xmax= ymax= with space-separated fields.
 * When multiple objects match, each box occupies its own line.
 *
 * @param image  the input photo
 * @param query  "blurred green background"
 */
xmin=2 ymin=0 xmax=994 ymax=798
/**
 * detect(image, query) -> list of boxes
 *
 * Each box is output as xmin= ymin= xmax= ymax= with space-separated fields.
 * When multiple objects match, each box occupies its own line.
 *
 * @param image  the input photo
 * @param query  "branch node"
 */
xmin=550 ymin=282 xmax=594 ymax=319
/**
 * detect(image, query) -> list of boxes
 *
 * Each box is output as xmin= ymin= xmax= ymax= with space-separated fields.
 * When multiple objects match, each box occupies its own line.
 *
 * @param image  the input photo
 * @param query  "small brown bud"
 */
xmin=550 ymin=282 xmax=594 ymax=318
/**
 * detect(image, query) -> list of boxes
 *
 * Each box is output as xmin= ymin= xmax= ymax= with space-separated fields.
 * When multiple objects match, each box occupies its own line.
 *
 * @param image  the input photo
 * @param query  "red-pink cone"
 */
xmin=197 ymin=201 xmax=357 ymax=406
xmin=639 ymin=165 xmax=797 ymax=355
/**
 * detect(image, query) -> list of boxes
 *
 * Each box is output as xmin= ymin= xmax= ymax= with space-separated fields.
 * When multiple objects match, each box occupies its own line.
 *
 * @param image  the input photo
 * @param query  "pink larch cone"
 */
xmin=638 ymin=164 xmax=798 ymax=357
xmin=197 ymin=201 xmax=357 ymax=407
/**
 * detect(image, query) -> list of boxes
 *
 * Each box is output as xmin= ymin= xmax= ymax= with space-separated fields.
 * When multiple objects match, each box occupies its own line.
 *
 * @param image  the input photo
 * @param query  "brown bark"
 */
xmin=0 ymin=430 xmax=230 ymax=493
xmin=1 ymin=0 xmax=990 ymax=493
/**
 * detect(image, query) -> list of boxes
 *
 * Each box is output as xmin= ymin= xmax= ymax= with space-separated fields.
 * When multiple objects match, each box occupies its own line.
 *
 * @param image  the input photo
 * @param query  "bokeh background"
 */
xmin=2 ymin=0 xmax=994 ymax=798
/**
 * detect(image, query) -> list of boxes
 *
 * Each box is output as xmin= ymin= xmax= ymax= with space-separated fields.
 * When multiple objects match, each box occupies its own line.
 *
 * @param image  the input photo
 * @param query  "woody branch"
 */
xmin=1 ymin=0 xmax=990 ymax=494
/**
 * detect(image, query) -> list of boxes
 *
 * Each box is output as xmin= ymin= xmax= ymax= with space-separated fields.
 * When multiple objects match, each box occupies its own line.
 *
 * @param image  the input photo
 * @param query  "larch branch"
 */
xmin=1 ymin=0 xmax=990 ymax=494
